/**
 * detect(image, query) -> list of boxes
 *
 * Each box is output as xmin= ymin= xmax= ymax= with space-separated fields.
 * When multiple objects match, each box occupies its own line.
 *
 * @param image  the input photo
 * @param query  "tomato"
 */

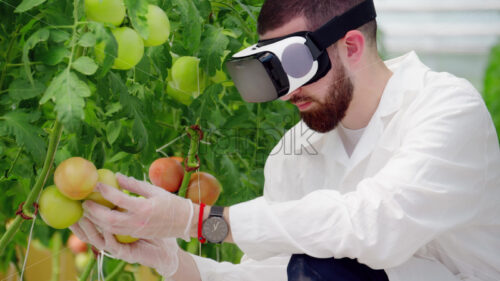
xmin=113 ymin=207 xmax=139 ymax=243
xmin=166 ymin=82 xmax=193 ymax=106
xmin=95 ymin=27 xmax=144 ymax=70
xmin=54 ymin=157 xmax=98 ymax=200
xmin=148 ymin=157 xmax=184 ymax=193
xmin=186 ymin=172 xmax=221 ymax=205
xmin=171 ymin=56 xmax=207 ymax=94
xmin=39 ymin=185 xmax=83 ymax=229
xmin=75 ymin=252 xmax=92 ymax=272
xmin=143 ymin=5 xmax=170 ymax=47
xmin=68 ymin=233 xmax=87 ymax=254
xmin=210 ymin=69 xmax=234 ymax=87
xmin=171 ymin=156 xmax=184 ymax=164
xmin=86 ymin=169 xmax=120 ymax=208
xmin=114 ymin=234 xmax=139 ymax=244
xmin=84 ymin=0 xmax=125 ymax=26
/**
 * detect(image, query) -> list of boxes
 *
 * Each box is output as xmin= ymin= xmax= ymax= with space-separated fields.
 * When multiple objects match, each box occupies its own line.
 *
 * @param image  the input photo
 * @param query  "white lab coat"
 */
xmin=191 ymin=52 xmax=500 ymax=281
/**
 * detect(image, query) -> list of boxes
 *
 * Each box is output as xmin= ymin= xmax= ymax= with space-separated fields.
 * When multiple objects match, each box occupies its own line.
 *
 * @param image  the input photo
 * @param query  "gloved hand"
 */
xmin=70 ymin=217 xmax=180 ymax=278
xmin=82 ymin=173 xmax=194 ymax=241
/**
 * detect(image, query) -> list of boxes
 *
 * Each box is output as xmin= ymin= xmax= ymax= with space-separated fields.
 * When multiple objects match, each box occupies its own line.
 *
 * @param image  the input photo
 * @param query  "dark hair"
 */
xmin=257 ymin=0 xmax=377 ymax=47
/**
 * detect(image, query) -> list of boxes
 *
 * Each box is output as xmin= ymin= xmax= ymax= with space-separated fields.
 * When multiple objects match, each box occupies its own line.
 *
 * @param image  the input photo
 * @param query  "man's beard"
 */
xmin=291 ymin=61 xmax=354 ymax=133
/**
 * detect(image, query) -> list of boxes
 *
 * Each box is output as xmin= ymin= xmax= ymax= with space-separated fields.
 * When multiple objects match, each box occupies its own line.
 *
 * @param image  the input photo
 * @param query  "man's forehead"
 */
xmin=259 ymin=16 xmax=309 ymax=41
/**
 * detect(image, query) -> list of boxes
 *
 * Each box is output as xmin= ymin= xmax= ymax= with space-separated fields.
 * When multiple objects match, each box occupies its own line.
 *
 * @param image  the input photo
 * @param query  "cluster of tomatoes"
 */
xmin=38 ymin=156 xmax=222 ymax=244
xmin=149 ymin=157 xmax=222 ymax=205
xmin=38 ymin=157 xmax=139 ymax=243
xmin=85 ymin=0 xmax=214 ymax=105
xmin=86 ymin=0 xmax=170 ymax=69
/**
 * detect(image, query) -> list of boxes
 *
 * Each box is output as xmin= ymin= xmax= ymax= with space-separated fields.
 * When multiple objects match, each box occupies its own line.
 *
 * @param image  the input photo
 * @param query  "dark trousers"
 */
xmin=287 ymin=254 xmax=389 ymax=281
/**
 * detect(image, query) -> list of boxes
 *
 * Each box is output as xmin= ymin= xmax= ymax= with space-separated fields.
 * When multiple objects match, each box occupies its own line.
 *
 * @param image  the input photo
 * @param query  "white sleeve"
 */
xmin=190 ymin=253 xmax=289 ymax=281
xmin=229 ymin=85 xmax=495 ymax=269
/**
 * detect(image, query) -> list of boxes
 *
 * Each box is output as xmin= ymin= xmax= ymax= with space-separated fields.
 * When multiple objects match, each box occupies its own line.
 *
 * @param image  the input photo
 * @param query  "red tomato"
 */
xmin=186 ymin=172 xmax=221 ymax=205
xmin=148 ymin=157 xmax=184 ymax=192
xmin=68 ymin=233 xmax=87 ymax=254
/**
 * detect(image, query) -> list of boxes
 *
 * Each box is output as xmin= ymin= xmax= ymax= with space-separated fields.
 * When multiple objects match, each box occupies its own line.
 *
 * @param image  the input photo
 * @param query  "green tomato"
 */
xmin=166 ymin=82 xmax=193 ymax=106
xmin=143 ymin=5 xmax=170 ymax=47
xmin=39 ymin=185 xmax=83 ymax=229
xmin=95 ymin=27 xmax=144 ymax=70
xmin=75 ymin=252 xmax=92 ymax=272
xmin=84 ymin=0 xmax=125 ymax=26
xmin=171 ymin=56 xmax=206 ymax=94
xmin=113 ymin=207 xmax=139 ymax=243
xmin=86 ymin=169 xmax=120 ymax=208
xmin=114 ymin=234 xmax=139 ymax=243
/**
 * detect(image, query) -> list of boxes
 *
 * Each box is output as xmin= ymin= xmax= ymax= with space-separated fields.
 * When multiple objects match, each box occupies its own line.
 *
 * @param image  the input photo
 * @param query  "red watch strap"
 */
xmin=198 ymin=203 xmax=207 ymax=243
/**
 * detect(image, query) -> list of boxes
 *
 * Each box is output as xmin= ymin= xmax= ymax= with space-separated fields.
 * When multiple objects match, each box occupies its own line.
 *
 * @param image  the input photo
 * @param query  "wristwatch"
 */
xmin=201 ymin=206 xmax=229 ymax=243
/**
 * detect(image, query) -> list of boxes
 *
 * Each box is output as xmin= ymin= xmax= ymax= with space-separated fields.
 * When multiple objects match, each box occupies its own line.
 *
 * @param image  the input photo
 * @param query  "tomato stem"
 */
xmin=104 ymin=260 xmax=127 ymax=281
xmin=50 ymin=232 xmax=62 ymax=281
xmin=178 ymin=125 xmax=203 ymax=198
xmin=78 ymin=255 xmax=96 ymax=281
xmin=1 ymin=146 xmax=23 ymax=180
xmin=0 ymin=121 xmax=63 ymax=256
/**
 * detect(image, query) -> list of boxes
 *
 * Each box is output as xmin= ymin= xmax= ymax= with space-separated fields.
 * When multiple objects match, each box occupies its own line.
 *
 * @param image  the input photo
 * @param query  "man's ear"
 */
xmin=340 ymin=30 xmax=365 ymax=64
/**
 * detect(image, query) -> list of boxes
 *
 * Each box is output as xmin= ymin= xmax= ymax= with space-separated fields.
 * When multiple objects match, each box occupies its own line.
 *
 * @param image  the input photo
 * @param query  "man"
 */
xmin=71 ymin=0 xmax=500 ymax=280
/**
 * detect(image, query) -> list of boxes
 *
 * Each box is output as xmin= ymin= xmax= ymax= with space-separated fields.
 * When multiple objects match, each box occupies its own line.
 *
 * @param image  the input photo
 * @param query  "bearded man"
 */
xmin=71 ymin=1 xmax=500 ymax=280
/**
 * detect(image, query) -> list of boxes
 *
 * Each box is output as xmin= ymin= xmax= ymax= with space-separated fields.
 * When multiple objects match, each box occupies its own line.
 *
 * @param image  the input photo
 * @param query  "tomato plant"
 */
xmin=149 ymin=157 xmax=184 ymax=193
xmin=39 ymin=186 xmax=83 ymax=229
xmin=0 ymin=0 xmax=302 ymax=279
xmin=186 ymin=172 xmax=221 ymax=205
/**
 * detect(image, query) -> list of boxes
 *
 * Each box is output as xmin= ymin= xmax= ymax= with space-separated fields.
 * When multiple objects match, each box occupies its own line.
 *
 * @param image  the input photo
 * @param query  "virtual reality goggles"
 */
xmin=226 ymin=0 xmax=376 ymax=103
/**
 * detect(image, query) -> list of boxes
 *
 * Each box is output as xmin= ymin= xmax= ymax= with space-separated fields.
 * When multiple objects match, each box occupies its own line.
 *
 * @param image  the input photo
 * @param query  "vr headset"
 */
xmin=226 ymin=0 xmax=376 ymax=103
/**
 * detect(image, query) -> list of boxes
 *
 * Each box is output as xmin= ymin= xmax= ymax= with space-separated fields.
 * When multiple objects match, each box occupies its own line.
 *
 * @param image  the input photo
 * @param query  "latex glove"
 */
xmin=82 ymin=173 xmax=194 ymax=241
xmin=70 ymin=217 xmax=180 ymax=278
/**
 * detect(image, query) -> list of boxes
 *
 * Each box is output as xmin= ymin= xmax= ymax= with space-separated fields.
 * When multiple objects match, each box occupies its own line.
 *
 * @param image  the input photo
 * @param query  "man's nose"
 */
xmin=279 ymin=87 xmax=302 ymax=101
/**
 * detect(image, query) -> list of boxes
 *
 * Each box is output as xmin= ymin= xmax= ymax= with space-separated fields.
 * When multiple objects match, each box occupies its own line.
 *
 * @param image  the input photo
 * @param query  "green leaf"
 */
xmin=50 ymin=30 xmax=70 ymax=43
xmin=131 ymin=116 xmax=148 ymax=151
xmin=78 ymin=32 xmax=96 ymax=47
xmin=0 ymin=111 xmax=46 ymax=163
xmin=106 ymin=120 xmax=122 ymax=145
xmin=199 ymin=25 xmax=230 ymax=76
xmin=106 ymin=151 xmax=129 ymax=164
xmin=8 ymin=79 xmax=46 ymax=101
xmin=42 ymin=46 xmax=70 ymax=66
xmin=23 ymin=28 xmax=50 ymax=84
xmin=109 ymin=73 xmax=149 ymax=153
xmin=219 ymin=154 xmax=241 ymax=191
xmin=89 ymin=22 xmax=118 ymax=77
xmin=15 ymin=0 xmax=47 ymax=13
xmin=72 ymin=56 xmax=98 ymax=75
xmin=196 ymin=0 xmax=212 ymax=19
xmin=124 ymin=0 xmax=149 ymax=40
xmin=173 ymin=0 xmax=202 ymax=52
xmin=41 ymin=71 xmax=91 ymax=131
xmin=105 ymin=102 xmax=123 ymax=117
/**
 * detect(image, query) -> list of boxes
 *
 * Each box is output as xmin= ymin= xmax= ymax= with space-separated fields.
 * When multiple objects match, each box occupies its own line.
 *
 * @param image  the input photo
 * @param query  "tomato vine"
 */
xmin=0 ymin=0 xmax=300 ymax=278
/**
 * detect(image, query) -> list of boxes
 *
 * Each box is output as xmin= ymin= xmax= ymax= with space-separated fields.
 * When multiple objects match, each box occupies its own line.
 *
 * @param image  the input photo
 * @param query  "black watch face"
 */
xmin=202 ymin=217 xmax=229 ymax=243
